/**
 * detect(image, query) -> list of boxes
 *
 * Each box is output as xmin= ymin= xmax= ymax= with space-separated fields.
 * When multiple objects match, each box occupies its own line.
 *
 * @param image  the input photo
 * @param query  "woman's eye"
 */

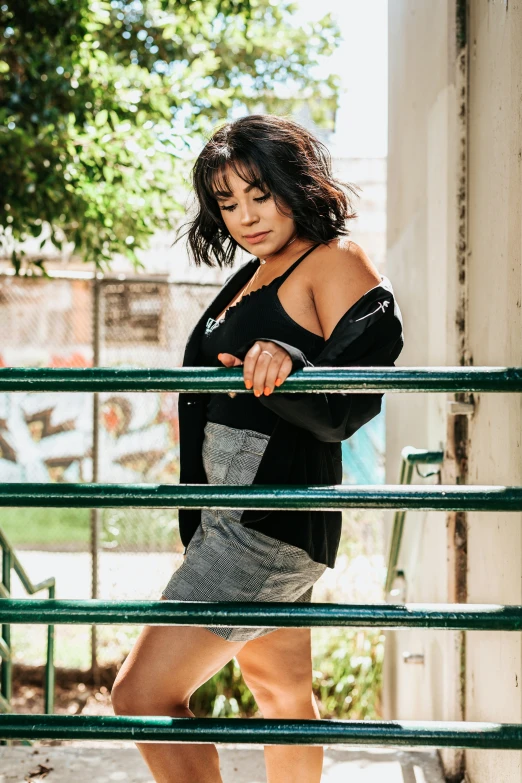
xmin=219 ymin=193 xmax=270 ymax=212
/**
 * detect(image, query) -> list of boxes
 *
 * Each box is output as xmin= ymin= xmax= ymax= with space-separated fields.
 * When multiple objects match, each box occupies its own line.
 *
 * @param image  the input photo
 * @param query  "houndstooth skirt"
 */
xmin=161 ymin=420 xmax=327 ymax=642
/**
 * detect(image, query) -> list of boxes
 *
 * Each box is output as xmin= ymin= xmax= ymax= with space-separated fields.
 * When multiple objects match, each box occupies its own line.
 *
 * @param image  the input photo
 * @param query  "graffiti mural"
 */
xmin=0 ymin=388 xmax=180 ymax=485
xmin=1 ymin=386 xmax=384 ymax=486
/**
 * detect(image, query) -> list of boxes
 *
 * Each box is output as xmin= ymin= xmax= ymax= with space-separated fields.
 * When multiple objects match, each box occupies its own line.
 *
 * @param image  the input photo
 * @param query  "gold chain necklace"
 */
xmin=219 ymin=235 xmax=298 ymax=317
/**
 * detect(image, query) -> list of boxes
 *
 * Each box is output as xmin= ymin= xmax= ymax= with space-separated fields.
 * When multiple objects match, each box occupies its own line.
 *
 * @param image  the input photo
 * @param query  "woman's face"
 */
xmin=213 ymin=166 xmax=296 ymax=257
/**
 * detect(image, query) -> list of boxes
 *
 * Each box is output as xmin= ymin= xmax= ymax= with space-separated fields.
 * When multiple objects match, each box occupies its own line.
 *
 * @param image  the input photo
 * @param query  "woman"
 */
xmin=111 ymin=114 xmax=404 ymax=783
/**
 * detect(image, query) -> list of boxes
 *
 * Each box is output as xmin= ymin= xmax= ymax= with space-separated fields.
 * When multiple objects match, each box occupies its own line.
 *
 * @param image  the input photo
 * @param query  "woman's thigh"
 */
xmin=111 ymin=595 xmax=247 ymax=712
xmin=235 ymin=627 xmax=314 ymax=704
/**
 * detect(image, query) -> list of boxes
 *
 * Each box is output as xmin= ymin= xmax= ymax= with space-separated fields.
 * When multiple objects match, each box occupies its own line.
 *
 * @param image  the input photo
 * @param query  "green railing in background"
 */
xmin=0 ymin=527 xmax=56 ymax=721
xmin=384 ymin=447 xmax=444 ymax=595
xmin=0 ymin=365 xmax=521 ymax=749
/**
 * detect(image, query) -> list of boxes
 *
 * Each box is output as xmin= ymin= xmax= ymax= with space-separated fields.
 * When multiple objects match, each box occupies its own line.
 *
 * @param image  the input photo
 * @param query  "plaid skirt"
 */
xmin=161 ymin=420 xmax=327 ymax=642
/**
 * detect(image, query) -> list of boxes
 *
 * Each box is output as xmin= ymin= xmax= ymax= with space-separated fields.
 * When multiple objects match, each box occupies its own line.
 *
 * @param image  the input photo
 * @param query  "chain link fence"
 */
xmin=1 ymin=271 xmax=222 ymax=669
xmin=1 ymin=271 xmax=220 ymax=548
xmin=0 ymin=268 xmax=385 ymax=672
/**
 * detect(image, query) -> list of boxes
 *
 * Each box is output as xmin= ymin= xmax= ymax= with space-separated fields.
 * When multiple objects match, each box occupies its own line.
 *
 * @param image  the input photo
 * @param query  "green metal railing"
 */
xmin=384 ymin=447 xmax=444 ymax=595
xmin=1 ymin=365 xmax=521 ymax=749
xmin=0 ymin=366 xmax=521 ymax=393
xmin=0 ymin=527 xmax=56 ymax=719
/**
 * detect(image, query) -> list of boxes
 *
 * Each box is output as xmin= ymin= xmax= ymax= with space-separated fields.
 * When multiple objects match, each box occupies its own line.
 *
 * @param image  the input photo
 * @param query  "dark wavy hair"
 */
xmin=175 ymin=114 xmax=360 ymax=268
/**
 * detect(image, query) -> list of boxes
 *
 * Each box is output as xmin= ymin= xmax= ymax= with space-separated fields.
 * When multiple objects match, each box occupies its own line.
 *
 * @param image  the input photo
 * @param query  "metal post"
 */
xmin=0 ymin=548 xmax=12 ymax=746
xmin=90 ymin=276 xmax=101 ymax=685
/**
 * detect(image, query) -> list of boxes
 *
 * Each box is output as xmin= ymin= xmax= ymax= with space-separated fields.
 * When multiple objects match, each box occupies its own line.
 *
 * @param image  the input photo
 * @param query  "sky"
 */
xmin=294 ymin=0 xmax=388 ymax=159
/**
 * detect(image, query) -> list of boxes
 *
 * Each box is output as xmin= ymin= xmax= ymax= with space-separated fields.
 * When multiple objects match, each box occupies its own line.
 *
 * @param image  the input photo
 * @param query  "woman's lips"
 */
xmin=244 ymin=231 xmax=270 ymax=244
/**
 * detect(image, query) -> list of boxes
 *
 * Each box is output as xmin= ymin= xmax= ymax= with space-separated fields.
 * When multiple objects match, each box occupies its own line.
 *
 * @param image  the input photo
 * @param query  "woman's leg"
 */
xmin=236 ymin=626 xmax=323 ymax=783
xmin=111 ymin=595 xmax=246 ymax=783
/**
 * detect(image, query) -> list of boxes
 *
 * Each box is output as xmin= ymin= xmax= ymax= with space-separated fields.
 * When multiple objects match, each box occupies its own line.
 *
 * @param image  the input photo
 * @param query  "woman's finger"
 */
xmin=217 ymin=352 xmax=243 ymax=367
xmin=242 ymin=342 xmax=262 ymax=389
xmin=252 ymin=348 xmax=275 ymax=396
xmin=263 ymin=352 xmax=292 ymax=395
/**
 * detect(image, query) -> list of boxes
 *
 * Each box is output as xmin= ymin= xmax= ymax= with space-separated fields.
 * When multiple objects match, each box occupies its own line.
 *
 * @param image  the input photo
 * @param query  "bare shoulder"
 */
xmin=306 ymin=239 xmax=383 ymax=340
xmin=310 ymin=238 xmax=382 ymax=296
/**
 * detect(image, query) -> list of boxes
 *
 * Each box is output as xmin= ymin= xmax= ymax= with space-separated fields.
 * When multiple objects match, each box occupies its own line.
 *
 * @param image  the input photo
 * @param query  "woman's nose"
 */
xmin=239 ymin=204 xmax=258 ymax=225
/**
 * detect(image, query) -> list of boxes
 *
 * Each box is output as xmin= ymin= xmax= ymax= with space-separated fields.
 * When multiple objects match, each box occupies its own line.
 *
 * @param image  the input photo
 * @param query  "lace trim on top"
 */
xmin=206 ymin=244 xmax=322 ymax=335
xmin=207 ymin=274 xmax=281 ymax=333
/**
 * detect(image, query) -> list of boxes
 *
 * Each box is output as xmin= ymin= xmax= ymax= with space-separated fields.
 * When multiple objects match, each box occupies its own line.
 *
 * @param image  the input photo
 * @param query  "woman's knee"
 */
xmin=110 ymin=606 xmax=242 ymax=717
xmin=240 ymin=645 xmax=312 ymax=694
xmin=251 ymin=683 xmax=316 ymax=717
xmin=242 ymin=668 xmax=314 ymax=715
xmin=111 ymin=674 xmax=190 ymax=716
xmin=110 ymin=656 xmax=191 ymax=716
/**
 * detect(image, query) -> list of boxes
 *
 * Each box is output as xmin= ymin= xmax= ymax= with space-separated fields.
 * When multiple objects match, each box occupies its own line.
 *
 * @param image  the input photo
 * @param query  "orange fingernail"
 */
xmin=254 ymin=389 xmax=262 ymax=397
xmin=245 ymin=379 xmax=253 ymax=389
xmin=264 ymin=386 xmax=271 ymax=395
xmin=275 ymin=378 xmax=283 ymax=386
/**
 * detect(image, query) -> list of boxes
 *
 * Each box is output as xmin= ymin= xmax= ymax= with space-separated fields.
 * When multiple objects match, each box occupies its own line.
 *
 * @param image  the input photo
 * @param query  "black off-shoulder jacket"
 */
xmin=177 ymin=255 xmax=404 ymax=569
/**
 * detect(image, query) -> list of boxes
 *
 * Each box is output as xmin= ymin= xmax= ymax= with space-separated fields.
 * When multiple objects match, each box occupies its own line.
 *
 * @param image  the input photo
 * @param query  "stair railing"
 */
xmin=0 ymin=365 xmax=521 ymax=749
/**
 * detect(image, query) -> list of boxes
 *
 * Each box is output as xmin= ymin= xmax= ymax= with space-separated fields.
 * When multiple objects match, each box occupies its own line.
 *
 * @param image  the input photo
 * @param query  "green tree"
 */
xmin=0 ymin=0 xmax=340 ymax=272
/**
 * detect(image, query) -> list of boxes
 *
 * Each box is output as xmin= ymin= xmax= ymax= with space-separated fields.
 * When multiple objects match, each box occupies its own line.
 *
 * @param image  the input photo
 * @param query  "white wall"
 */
xmin=386 ymin=1 xmax=522 ymax=781
xmin=465 ymin=3 xmax=522 ymax=781
xmin=385 ymin=1 xmax=465 ymax=778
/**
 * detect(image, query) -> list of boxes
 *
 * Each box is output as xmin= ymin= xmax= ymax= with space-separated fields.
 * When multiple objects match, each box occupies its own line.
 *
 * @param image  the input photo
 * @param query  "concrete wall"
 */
xmin=384 ymin=0 xmax=461 ymax=755
xmin=465 ymin=2 xmax=522 ymax=781
xmin=385 ymin=1 xmax=522 ymax=780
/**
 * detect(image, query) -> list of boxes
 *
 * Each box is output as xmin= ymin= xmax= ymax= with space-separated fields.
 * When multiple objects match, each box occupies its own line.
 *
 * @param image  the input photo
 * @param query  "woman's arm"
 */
xmin=226 ymin=322 xmax=403 ymax=443
xmin=219 ymin=243 xmax=382 ymax=393
xmin=217 ymin=245 xmax=404 ymax=443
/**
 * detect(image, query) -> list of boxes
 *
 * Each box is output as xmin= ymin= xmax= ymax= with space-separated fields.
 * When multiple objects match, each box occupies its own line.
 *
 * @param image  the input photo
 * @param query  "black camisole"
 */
xmin=200 ymin=244 xmax=325 ymax=434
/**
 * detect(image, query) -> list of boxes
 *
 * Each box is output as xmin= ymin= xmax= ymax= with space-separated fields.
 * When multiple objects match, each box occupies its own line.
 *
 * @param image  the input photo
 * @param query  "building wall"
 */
xmin=465 ymin=2 xmax=522 ymax=782
xmin=386 ymin=1 xmax=522 ymax=781
xmin=384 ymin=0 xmax=461 ymax=741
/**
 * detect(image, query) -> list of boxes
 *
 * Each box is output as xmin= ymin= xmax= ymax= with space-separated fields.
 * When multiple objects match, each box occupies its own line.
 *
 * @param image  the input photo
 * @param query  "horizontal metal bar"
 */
xmin=0 ymin=600 xmax=520 ymax=630
xmin=0 ymin=714 xmax=522 ymax=748
xmin=1 ymin=366 xmax=521 ymax=393
xmin=2 ymin=483 xmax=522 ymax=511
xmin=400 ymin=447 xmax=445 ymax=464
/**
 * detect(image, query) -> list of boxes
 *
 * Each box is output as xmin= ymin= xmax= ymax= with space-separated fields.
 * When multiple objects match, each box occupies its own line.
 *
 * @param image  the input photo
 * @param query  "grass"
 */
xmin=1 ymin=507 xmax=180 ymax=552
xmin=2 ymin=508 xmax=91 ymax=547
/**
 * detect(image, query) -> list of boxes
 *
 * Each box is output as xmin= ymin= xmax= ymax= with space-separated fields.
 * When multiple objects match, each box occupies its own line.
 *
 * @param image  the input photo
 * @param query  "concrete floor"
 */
xmin=0 ymin=743 xmax=447 ymax=782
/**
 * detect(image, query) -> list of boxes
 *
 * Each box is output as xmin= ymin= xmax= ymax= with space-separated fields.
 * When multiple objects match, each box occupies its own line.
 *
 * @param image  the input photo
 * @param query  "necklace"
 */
xmin=229 ymin=235 xmax=297 ymax=305
xmin=237 ymin=264 xmax=262 ymax=298
xmin=259 ymin=235 xmax=297 ymax=265
xmin=214 ymin=235 xmax=299 ymax=320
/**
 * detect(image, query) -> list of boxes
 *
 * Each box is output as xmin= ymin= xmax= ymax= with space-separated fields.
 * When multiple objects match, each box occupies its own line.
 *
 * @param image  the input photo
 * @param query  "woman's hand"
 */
xmin=218 ymin=340 xmax=293 ymax=396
